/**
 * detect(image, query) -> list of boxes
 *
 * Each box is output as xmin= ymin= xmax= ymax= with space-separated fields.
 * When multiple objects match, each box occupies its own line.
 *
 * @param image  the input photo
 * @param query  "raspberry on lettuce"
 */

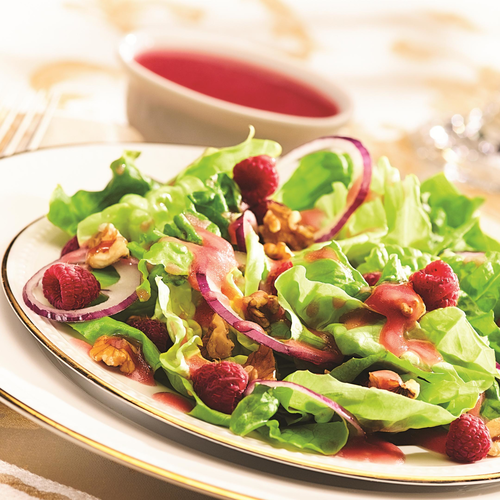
xmin=233 ymin=155 xmax=279 ymax=207
xmin=127 ymin=316 xmax=172 ymax=352
xmin=446 ymin=413 xmax=491 ymax=463
xmin=409 ymin=260 xmax=459 ymax=311
xmin=192 ymin=361 xmax=249 ymax=414
xmin=42 ymin=263 xmax=100 ymax=310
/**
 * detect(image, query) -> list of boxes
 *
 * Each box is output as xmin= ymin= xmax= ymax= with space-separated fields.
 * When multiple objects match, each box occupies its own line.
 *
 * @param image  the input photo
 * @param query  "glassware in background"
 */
xmin=412 ymin=99 xmax=500 ymax=192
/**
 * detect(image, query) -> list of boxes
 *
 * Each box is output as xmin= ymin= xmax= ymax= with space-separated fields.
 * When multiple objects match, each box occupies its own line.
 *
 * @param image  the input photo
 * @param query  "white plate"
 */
xmin=3 ymin=143 xmax=500 ymax=493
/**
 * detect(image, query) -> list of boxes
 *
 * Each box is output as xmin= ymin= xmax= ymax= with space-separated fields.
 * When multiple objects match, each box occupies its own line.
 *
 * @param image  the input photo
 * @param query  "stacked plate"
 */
xmin=3 ymin=144 xmax=500 ymax=500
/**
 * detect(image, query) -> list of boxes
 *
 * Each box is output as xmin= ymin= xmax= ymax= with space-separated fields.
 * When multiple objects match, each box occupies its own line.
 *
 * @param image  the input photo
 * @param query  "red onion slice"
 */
xmin=245 ymin=378 xmax=365 ymax=436
xmin=196 ymin=272 xmax=339 ymax=366
xmin=277 ymin=136 xmax=372 ymax=242
xmin=228 ymin=210 xmax=258 ymax=252
xmin=23 ymin=249 xmax=140 ymax=322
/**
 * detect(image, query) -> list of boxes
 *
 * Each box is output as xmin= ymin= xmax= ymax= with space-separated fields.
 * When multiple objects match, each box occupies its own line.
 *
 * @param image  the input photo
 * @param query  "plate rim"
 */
xmin=0 ymin=385 xmax=255 ymax=500
xmin=3 ymin=142 xmax=500 ymax=486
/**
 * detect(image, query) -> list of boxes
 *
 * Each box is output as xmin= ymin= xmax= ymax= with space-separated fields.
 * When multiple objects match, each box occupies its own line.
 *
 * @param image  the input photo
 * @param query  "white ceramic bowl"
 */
xmin=118 ymin=30 xmax=353 ymax=152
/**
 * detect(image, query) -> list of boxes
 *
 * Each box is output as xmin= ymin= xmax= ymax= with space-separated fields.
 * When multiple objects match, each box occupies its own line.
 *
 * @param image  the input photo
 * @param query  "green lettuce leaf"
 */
xmin=291 ymin=240 xmax=368 ymax=298
xmin=383 ymin=173 xmax=433 ymax=251
xmin=76 ymin=175 xmax=205 ymax=245
xmin=376 ymin=254 xmax=412 ymax=283
xmin=177 ymin=126 xmax=281 ymax=181
xmin=276 ymin=151 xmax=354 ymax=211
xmin=189 ymin=173 xmax=241 ymax=238
xmin=90 ymin=266 xmax=120 ymax=288
xmin=419 ymin=307 xmax=496 ymax=376
xmin=286 ymin=370 xmax=455 ymax=432
xmin=275 ymin=265 xmax=364 ymax=331
xmin=441 ymin=251 xmax=500 ymax=360
xmin=335 ymin=157 xmax=434 ymax=264
xmin=357 ymin=244 xmax=434 ymax=275
xmin=421 ymin=173 xmax=500 ymax=253
xmin=329 ymin=350 xmax=491 ymax=416
xmin=244 ymin=226 xmax=269 ymax=296
xmin=48 ymin=151 xmax=159 ymax=235
xmin=230 ymin=384 xmax=349 ymax=454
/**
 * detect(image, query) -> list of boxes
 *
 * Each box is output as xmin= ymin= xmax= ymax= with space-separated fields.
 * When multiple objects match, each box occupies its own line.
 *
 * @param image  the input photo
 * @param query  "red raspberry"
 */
xmin=42 ymin=263 xmax=101 ymax=310
xmin=265 ymin=260 xmax=293 ymax=295
xmin=363 ymin=271 xmax=381 ymax=287
xmin=446 ymin=413 xmax=491 ymax=463
xmin=127 ymin=316 xmax=172 ymax=353
xmin=409 ymin=260 xmax=459 ymax=311
xmin=192 ymin=361 xmax=249 ymax=414
xmin=60 ymin=235 xmax=80 ymax=257
xmin=233 ymin=155 xmax=279 ymax=206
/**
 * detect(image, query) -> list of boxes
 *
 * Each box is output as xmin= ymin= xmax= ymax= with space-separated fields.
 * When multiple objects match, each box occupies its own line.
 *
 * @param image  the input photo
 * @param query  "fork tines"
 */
xmin=0 ymin=89 xmax=60 ymax=158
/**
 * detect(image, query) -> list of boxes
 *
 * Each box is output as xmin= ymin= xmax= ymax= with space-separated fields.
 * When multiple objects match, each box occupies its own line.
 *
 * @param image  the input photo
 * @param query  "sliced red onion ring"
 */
xmin=23 ymin=248 xmax=140 ymax=322
xmin=228 ymin=210 xmax=258 ymax=252
xmin=196 ymin=272 xmax=339 ymax=366
xmin=245 ymin=378 xmax=365 ymax=436
xmin=277 ymin=136 xmax=372 ymax=242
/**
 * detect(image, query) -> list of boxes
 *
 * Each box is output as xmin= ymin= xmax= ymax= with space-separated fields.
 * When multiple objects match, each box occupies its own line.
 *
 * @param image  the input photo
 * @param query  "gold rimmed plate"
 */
xmin=3 ymin=143 xmax=500 ymax=486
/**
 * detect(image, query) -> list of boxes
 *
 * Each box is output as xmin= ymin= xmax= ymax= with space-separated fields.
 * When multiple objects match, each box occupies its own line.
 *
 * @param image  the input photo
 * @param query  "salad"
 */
xmin=22 ymin=129 xmax=500 ymax=464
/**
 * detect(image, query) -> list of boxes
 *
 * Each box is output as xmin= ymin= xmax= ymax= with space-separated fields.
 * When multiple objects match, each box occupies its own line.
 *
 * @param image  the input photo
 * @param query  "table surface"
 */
xmin=2 ymin=1 xmax=500 ymax=498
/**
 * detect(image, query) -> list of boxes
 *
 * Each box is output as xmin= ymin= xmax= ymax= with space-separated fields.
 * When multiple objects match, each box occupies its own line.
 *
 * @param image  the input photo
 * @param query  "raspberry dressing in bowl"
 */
xmin=134 ymin=50 xmax=339 ymax=118
xmin=119 ymin=30 xmax=352 ymax=152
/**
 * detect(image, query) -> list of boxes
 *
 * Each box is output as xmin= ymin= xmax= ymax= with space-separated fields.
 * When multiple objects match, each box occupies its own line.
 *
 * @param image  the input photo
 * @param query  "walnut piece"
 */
xmin=264 ymin=241 xmax=293 ymax=261
xmin=487 ymin=418 xmax=500 ymax=457
xmin=89 ymin=335 xmax=136 ymax=374
xmin=259 ymin=202 xmax=315 ymax=251
xmin=243 ymin=345 xmax=276 ymax=382
xmin=368 ymin=370 xmax=420 ymax=399
xmin=242 ymin=291 xmax=284 ymax=329
xmin=201 ymin=313 xmax=234 ymax=360
xmin=86 ymin=223 xmax=130 ymax=269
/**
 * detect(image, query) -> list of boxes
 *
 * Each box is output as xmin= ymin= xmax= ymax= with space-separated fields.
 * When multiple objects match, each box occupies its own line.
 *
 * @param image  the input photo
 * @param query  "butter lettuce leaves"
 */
xmin=442 ymin=251 xmax=500 ymax=361
xmin=230 ymin=383 xmax=349 ymax=455
xmin=76 ymin=176 xmax=204 ymax=245
xmin=48 ymin=151 xmax=159 ymax=236
xmin=276 ymin=151 xmax=354 ymax=211
xmin=286 ymin=371 xmax=454 ymax=432
xmin=275 ymin=265 xmax=364 ymax=331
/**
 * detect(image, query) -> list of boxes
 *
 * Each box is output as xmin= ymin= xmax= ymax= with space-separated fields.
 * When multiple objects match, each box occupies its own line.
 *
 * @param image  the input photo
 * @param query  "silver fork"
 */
xmin=0 ymin=89 xmax=60 ymax=158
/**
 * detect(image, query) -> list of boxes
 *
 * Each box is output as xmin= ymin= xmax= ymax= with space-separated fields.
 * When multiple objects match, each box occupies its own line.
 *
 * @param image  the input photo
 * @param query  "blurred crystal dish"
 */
xmin=118 ymin=30 xmax=352 ymax=152
xmin=413 ymin=102 xmax=500 ymax=192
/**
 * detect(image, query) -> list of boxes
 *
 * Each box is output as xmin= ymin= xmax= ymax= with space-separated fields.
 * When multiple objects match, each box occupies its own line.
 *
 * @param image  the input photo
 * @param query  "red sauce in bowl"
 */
xmin=134 ymin=50 xmax=339 ymax=118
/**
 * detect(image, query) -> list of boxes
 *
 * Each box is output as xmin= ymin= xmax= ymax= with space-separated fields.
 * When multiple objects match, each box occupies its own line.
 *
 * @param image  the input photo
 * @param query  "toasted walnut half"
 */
xmin=86 ymin=223 xmax=129 ymax=269
xmin=259 ymin=202 xmax=315 ymax=251
xmin=89 ymin=335 xmax=136 ymax=374
xmin=201 ymin=313 xmax=234 ymax=360
xmin=264 ymin=241 xmax=293 ymax=261
xmin=487 ymin=418 xmax=500 ymax=456
xmin=368 ymin=370 xmax=420 ymax=399
xmin=243 ymin=345 xmax=276 ymax=382
xmin=242 ymin=291 xmax=284 ymax=330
